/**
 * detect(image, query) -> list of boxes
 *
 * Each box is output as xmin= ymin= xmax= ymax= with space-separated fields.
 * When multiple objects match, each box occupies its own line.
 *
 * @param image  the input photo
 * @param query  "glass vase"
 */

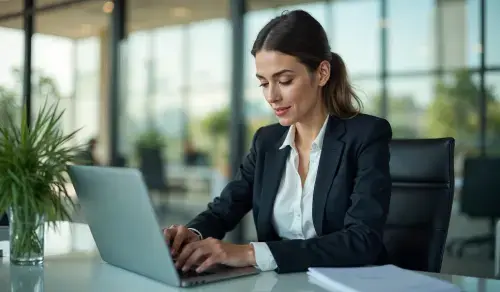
xmin=8 ymin=208 xmax=45 ymax=266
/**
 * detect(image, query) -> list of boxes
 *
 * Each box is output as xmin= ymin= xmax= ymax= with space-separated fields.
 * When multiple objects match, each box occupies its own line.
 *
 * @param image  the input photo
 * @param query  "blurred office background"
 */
xmin=1 ymin=0 xmax=499 ymax=279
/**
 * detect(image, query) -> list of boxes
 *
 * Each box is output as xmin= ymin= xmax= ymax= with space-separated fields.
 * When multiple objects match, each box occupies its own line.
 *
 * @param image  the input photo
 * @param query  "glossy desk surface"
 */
xmin=0 ymin=222 xmax=499 ymax=292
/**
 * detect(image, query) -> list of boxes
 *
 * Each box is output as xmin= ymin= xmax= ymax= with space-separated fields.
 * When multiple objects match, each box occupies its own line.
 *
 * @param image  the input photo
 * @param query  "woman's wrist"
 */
xmin=245 ymin=244 xmax=256 ymax=266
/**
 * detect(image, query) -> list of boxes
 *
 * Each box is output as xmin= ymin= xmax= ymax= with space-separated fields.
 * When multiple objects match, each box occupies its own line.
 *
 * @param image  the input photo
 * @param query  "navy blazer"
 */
xmin=186 ymin=113 xmax=393 ymax=273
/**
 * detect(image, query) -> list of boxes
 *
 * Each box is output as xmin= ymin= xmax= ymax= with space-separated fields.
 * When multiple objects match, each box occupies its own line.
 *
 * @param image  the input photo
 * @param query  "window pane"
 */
xmin=188 ymin=19 xmax=230 ymax=88
xmin=352 ymin=78 xmax=381 ymax=117
xmin=33 ymin=2 xmax=106 ymax=154
xmin=331 ymin=0 xmax=380 ymax=76
xmin=75 ymin=37 xmax=100 ymax=145
xmin=32 ymin=32 xmax=74 ymax=139
xmin=277 ymin=2 xmax=328 ymax=28
xmin=486 ymin=73 xmax=500 ymax=155
xmin=244 ymin=9 xmax=276 ymax=85
xmin=244 ymin=8 xmax=277 ymax=146
xmin=185 ymin=8 xmax=231 ymax=177
xmin=127 ymin=31 xmax=150 ymax=125
xmin=440 ymin=0 xmax=480 ymax=69
xmin=388 ymin=0 xmax=434 ymax=71
xmin=0 ymin=24 xmax=23 ymax=127
xmin=486 ymin=0 xmax=500 ymax=66
xmin=153 ymin=26 xmax=185 ymax=164
xmin=388 ymin=73 xmax=480 ymax=177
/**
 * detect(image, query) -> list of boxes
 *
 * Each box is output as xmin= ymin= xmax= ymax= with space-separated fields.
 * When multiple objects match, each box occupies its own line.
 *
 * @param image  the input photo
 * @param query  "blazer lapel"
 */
xmin=257 ymin=132 xmax=290 ymax=240
xmin=312 ymin=116 xmax=346 ymax=235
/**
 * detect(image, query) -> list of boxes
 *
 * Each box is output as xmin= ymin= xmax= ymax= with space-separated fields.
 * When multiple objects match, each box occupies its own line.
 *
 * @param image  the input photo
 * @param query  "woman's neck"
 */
xmin=294 ymin=109 xmax=328 ymax=149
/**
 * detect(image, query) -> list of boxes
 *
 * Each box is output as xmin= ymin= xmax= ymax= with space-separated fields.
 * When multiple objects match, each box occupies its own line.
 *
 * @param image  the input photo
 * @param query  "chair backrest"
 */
xmin=384 ymin=138 xmax=455 ymax=273
xmin=460 ymin=157 xmax=500 ymax=218
xmin=138 ymin=147 xmax=167 ymax=190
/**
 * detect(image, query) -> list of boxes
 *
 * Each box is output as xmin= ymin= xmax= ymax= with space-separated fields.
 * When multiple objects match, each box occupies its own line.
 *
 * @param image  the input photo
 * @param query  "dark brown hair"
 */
xmin=251 ymin=10 xmax=362 ymax=118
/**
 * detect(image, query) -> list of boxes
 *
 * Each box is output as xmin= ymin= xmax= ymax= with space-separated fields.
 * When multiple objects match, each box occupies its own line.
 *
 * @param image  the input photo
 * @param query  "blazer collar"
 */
xmin=279 ymin=115 xmax=330 ymax=151
xmin=258 ymin=115 xmax=346 ymax=240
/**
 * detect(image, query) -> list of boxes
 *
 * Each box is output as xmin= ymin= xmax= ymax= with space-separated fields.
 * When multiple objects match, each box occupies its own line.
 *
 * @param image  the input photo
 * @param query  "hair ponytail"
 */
xmin=323 ymin=52 xmax=362 ymax=118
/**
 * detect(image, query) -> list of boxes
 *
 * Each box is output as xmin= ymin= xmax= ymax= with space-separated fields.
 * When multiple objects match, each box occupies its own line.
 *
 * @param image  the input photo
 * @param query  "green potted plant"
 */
xmin=135 ymin=127 xmax=166 ymax=151
xmin=0 ymin=101 xmax=82 ymax=265
xmin=202 ymin=108 xmax=230 ymax=176
xmin=135 ymin=127 xmax=167 ymax=190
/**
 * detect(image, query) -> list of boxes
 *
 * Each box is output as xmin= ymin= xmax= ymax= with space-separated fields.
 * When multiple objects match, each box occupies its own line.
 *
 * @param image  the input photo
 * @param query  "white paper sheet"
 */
xmin=307 ymin=265 xmax=461 ymax=292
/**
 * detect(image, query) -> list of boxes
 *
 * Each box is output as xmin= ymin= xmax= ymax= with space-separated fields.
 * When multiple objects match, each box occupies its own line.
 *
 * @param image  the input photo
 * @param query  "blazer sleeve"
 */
xmin=265 ymin=119 xmax=392 ymax=273
xmin=184 ymin=128 xmax=260 ymax=240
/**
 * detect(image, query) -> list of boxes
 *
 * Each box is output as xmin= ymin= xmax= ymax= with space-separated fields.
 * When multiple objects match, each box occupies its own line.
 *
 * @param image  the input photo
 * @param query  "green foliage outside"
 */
xmin=426 ymin=70 xmax=500 ymax=156
xmin=364 ymin=70 xmax=500 ymax=157
xmin=135 ymin=127 xmax=166 ymax=149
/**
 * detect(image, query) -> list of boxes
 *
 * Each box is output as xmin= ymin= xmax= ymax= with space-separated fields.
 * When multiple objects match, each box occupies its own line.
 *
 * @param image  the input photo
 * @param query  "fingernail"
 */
xmin=182 ymin=266 xmax=187 ymax=272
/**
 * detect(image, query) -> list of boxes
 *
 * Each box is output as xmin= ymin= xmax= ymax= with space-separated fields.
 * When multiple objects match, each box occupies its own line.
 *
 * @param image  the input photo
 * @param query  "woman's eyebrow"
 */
xmin=256 ymin=69 xmax=294 ymax=79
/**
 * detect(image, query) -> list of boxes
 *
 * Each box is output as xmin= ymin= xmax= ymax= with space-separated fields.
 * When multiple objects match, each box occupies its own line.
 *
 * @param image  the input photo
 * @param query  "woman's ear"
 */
xmin=317 ymin=60 xmax=331 ymax=87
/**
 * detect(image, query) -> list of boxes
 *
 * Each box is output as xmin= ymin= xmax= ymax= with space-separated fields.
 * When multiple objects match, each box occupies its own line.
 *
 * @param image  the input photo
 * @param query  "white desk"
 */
xmin=0 ymin=222 xmax=499 ymax=292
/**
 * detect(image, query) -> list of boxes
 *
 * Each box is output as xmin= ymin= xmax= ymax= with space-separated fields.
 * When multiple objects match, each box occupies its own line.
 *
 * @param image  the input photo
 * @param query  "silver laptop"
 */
xmin=68 ymin=165 xmax=259 ymax=287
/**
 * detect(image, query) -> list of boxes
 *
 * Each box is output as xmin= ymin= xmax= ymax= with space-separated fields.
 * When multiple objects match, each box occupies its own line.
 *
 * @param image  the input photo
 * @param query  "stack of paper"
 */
xmin=307 ymin=265 xmax=460 ymax=292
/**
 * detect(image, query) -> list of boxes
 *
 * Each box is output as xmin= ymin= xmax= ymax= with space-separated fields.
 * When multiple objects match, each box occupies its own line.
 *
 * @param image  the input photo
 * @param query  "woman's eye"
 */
xmin=279 ymin=80 xmax=292 ymax=85
xmin=259 ymin=83 xmax=269 ymax=88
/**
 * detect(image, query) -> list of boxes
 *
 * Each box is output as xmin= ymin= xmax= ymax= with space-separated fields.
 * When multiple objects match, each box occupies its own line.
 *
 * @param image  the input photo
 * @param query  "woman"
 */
xmin=164 ymin=9 xmax=392 ymax=274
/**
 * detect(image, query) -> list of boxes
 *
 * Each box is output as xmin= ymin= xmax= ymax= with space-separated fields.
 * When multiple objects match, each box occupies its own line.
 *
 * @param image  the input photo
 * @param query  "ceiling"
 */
xmin=0 ymin=0 xmax=319 ymax=39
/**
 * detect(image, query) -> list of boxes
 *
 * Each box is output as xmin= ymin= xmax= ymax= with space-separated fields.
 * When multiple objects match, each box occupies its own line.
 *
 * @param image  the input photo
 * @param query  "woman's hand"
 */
xmin=174 ymin=237 xmax=256 ymax=273
xmin=163 ymin=225 xmax=200 ymax=257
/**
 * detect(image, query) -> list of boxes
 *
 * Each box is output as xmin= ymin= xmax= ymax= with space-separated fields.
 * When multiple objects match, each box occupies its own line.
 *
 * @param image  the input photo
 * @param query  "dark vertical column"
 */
xmin=479 ymin=0 xmax=486 ymax=156
xmin=23 ymin=0 xmax=34 ymax=128
xmin=380 ymin=0 xmax=388 ymax=118
xmin=435 ymin=0 xmax=444 ymax=78
xmin=229 ymin=0 xmax=247 ymax=243
xmin=71 ymin=40 xmax=78 ymax=138
xmin=109 ymin=0 xmax=126 ymax=166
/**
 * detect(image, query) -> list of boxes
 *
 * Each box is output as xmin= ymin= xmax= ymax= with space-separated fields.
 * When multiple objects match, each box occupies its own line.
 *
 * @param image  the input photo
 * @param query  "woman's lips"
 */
xmin=274 ymin=106 xmax=291 ymax=117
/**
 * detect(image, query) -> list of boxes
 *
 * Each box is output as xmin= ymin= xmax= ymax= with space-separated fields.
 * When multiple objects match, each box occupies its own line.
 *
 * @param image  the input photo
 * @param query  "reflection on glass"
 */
xmin=331 ymin=0 xmax=380 ymax=76
xmin=9 ymin=265 xmax=44 ymax=292
xmin=486 ymin=73 xmax=500 ymax=155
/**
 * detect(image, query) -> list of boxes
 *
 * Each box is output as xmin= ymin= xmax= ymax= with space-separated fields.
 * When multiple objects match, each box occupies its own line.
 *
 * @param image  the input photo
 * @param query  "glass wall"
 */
xmin=30 ymin=1 xmax=103 ymax=158
xmin=0 ymin=21 xmax=23 ymax=127
xmin=2 ymin=0 xmax=500 ymax=208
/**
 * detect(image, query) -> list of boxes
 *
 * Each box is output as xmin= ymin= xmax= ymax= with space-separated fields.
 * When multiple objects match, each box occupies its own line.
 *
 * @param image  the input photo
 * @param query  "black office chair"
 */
xmin=0 ymin=213 xmax=8 ymax=226
xmin=384 ymin=138 xmax=455 ymax=273
xmin=446 ymin=157 xmax=500 ymax=259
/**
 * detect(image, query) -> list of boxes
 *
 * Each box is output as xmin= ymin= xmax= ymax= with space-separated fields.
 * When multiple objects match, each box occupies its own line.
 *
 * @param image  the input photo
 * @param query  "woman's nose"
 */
xmin=266 ymin=85 xmax=280 ymax=103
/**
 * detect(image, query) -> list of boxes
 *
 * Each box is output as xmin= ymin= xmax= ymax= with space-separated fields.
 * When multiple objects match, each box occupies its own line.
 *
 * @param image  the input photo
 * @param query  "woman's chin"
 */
xmin=277 ymin=116 xmax=295 ymax=126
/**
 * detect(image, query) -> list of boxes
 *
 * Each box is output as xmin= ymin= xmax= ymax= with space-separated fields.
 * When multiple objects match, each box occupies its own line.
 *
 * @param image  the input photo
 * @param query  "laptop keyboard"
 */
xmin=177 ymin=268 xmax=214 ymax=278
